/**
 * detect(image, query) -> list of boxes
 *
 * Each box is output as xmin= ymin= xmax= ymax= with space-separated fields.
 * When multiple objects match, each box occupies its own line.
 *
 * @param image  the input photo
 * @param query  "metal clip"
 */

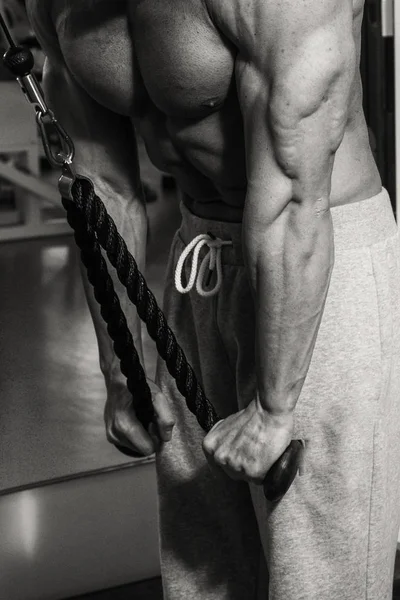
xmin=36 ymin=109 xmax=75 ymax=169
xmin=58 ymin=161 xmax=77 ymax=201
xmin=17 ymin=73 xmax=48 ymax=114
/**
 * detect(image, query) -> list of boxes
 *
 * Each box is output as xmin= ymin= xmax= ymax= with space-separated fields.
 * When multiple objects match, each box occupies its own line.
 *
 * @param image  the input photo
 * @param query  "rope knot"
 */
xmin=174 ymin=232 xmax=233 ymax=297
xmin=207 ymin=238 xmax=225 ymax=249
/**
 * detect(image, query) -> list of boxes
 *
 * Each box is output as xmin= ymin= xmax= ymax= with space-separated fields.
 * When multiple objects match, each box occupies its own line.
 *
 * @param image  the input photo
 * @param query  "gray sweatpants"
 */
xmin=154 ymin=188 xmax=400 ymax=599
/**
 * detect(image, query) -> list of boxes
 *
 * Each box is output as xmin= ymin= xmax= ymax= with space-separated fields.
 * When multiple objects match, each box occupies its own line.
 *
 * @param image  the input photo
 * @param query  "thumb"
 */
xmin=147 ymin=380 xmax=176 ymax=442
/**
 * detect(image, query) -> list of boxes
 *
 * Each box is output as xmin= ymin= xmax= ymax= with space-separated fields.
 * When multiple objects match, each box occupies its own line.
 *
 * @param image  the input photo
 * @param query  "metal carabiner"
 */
xmin=35 ymin=109 xmax=77 ymax=200
xmin=36 ymin=109 xmax=75 ymax=169
xmin=58 ymin=161 xmax=77 ymax=202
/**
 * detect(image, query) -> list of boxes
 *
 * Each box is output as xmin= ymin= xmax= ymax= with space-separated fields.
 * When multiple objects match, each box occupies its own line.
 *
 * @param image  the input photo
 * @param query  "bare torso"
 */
xmin=27 ymin=0 xmax=382 ymax=222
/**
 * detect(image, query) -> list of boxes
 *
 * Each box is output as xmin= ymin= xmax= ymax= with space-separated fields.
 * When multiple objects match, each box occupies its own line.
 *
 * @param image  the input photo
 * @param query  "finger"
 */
xmin=112 ymin=404 xmax=157 ymax=456
xmin=148 ymin=422 xmax=161 ymax=452
xmin=204 ymin=450 xmax=224 ymax=478
xmin=202 ymin=419 xmax=225 ymax=456
xmin=204 ymin=450 xmax=245 ymax=482
xmin=151 ymin=390 xmax=176 ymax=442
xmin=203 ymin=419 xmax=242 ymax=463
xmin=208 ymin=419 xmax=225 ymax=435
xmin=203 ymin=431 xmax=229 ymax=477
xmin=220 ymin=464 xmax=247 ymax=482
xmin=113 ymin=442 xmax=146 ymax=459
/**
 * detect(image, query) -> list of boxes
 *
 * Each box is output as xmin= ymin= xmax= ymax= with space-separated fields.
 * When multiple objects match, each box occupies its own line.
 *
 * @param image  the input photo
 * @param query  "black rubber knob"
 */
xmin=263 ymin=439 xmax=304 ymax=503
xmin=3 ymin=45 xmax=34 ymax=77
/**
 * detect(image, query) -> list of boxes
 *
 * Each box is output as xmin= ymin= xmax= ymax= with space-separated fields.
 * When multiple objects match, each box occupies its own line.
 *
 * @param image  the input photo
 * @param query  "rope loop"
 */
xmin=69 ymin=176 xmax=220 ymax=434
xmin=174 ymin=233 xmax=233 ymax=297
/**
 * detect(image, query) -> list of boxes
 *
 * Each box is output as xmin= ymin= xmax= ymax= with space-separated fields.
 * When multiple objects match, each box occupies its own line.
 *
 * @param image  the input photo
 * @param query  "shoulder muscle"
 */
xmin=28 ymin=0 xmax=135 ymax=115
xmin=207 ymin=0 xmax=355 ymax=66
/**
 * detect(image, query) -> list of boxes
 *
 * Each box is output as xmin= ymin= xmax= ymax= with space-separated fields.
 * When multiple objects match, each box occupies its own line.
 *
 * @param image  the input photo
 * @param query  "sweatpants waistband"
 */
xmin=178 ymin=188 xmax=398 ymax=266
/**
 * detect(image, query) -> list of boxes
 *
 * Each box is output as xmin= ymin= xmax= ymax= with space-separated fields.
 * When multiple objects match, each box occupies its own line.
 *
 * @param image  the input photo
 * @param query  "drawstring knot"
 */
xmin=174 ymin=232 xmax=233 ymax=297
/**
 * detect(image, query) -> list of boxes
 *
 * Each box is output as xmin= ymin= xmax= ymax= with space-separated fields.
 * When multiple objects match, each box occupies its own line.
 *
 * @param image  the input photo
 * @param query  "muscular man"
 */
xmin=25 ymin=1 xmax=400 ymax=598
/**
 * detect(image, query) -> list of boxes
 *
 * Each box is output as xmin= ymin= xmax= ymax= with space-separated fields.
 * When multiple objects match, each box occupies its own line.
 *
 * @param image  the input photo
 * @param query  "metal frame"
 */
xmin=395 ymin=0 xmax=400 ymax=220
xmin=0 ymin=157 xmax=72 ymax=242
xmin=0 ymin=81 xmax=72 ymax=242
xmin=0 ymin=156 xmax=71 ymax=243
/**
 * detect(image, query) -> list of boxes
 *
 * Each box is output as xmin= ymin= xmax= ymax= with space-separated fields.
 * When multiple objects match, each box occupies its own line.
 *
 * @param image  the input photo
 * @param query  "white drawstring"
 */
xmin=174 ymin=233 xmax=233 ymax=297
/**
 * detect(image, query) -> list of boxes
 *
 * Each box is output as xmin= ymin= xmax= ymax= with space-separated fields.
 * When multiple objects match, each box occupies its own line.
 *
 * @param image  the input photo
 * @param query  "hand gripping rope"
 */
xmin=0 ymin=16 xmax=304 ymax=503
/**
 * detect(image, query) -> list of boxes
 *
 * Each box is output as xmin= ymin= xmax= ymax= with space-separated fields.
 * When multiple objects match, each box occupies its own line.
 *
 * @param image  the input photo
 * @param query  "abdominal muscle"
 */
xmin=139 ymin=87 xmax=382 ymax=224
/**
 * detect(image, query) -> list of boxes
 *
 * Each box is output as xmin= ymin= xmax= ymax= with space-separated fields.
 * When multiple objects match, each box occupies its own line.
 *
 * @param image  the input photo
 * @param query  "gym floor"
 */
xmin=66 ymin=559 xmax=400 ymax=600
xmin=69 ymin=556 xmax=400 ymax=599
xmin=66 ymin=556 xmax=400 ymax=600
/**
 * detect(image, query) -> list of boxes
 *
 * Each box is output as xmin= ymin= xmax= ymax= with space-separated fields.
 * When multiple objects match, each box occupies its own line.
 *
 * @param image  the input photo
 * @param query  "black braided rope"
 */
xmin=61 ymin=196 xmax=155 ymax=430
xmin=70 ymin=176 xmax=219 ymax=433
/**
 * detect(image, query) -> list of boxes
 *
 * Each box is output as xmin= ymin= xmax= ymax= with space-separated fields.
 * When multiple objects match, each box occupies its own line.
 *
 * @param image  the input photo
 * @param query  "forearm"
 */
xmin=243 ymin=199 xmax=335 ymax=415
xmin=79 ymin=181 xmax=148 ymax=390
xmin=240 ymin=38 xmax=354 ymax=415
xmin=38 ymin=60 xmax=148 ymax=391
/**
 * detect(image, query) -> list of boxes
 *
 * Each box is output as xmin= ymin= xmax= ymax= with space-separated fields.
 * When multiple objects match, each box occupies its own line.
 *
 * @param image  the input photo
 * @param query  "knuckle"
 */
xmin=105 ymin=409 xmax=154 ymax=456
xmin=202 ymin=437 xmax=215 ymax=455
xmin=163 ymin=418 xmax=175 ymax=430
xmin=248 ymin=464 xmax=264 ymax=481
xmin=166 ymin=413 xmax=176 ymax=425
xmin=114 ymin=411 xmax=136 ymax=437
xmin=214 ymin=449 xmax=227 ymax=465
xmin=142 ymin=445 xmax=155 ymax=457
xmin=225 ymin=456 xmax=237 ymax=469
xmin=105 ymin=429 xmax=114 ymax=444
xmin=105 ymin=424 xmax=117 ymax=444
xmin=151 ymin=391 xmax=167 ymax=408
xmin=154 ymin=407 xmax=175 ymax=426
xmin=155 ymin=411 xmax=174 ymax=426
xmin=114 ymin=411 xmax=126 ymax=431
xmin=107 ymin=413 xmax=135 ymax=445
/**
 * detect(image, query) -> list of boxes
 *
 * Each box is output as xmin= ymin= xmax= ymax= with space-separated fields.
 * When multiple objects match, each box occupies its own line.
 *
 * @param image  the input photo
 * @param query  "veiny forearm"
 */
xmin=79 ymin=182 xmax=148 ymax=390
xmin=243 ymin=200 xmax=335 ymax=415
